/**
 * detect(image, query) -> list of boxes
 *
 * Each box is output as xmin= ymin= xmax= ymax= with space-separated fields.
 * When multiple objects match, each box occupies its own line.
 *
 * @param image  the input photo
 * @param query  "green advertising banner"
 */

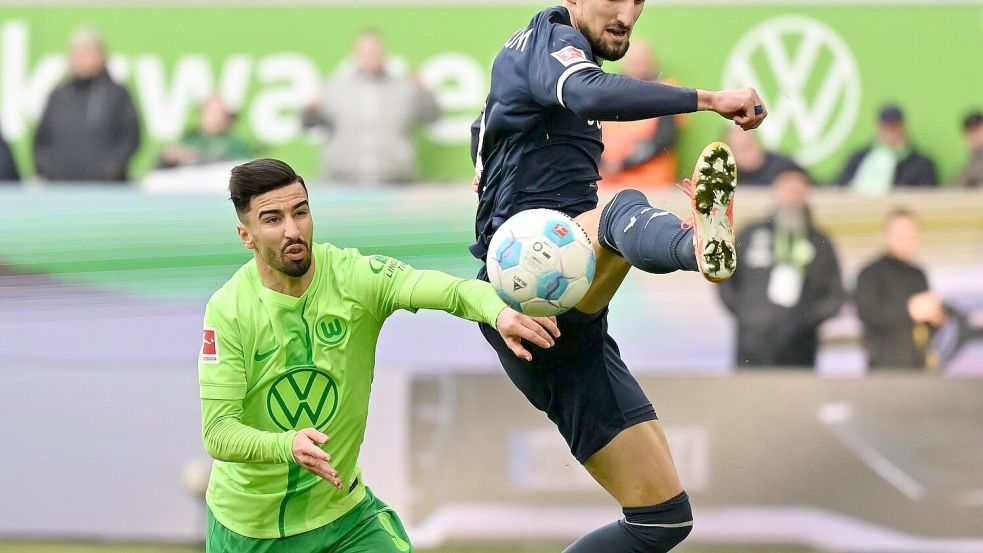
xmin=0 ymin=2 xmax=980 ymax=183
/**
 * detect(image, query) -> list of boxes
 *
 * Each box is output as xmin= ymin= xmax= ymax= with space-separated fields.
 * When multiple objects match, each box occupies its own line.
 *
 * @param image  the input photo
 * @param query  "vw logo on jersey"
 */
xmin=267 ymin=368 xmax=339 ymax=431
xmin=722 ymin=15 xmax=861 ymax=165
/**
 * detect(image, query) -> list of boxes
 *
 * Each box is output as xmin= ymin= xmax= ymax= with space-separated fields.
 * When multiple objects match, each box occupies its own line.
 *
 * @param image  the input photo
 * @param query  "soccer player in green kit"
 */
xmin=198 ymin=159 xmax=560 ymax=552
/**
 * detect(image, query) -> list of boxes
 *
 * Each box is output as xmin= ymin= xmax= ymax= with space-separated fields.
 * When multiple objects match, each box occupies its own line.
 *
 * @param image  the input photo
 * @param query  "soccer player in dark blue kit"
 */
xmin=471 ymin=1 xmax=767 ymax=552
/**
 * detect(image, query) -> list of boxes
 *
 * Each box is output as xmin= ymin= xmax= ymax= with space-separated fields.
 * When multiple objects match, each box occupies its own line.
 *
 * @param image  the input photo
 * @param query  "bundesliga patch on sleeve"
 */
xmin=551 ymin=45 xmax=589 ymax=67
xmin=201 ymin=327 xmax=219 ymax=364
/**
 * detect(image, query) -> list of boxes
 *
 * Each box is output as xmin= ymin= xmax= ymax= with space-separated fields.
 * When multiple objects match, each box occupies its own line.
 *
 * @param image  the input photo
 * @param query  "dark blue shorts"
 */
xmin=479 ymin=307 xmax=657 ymax=464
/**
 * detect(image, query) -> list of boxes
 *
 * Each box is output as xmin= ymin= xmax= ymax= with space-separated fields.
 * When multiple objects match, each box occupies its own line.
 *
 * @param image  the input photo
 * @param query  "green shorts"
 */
xmin=206 ymin=488 xmax=412 ymax=553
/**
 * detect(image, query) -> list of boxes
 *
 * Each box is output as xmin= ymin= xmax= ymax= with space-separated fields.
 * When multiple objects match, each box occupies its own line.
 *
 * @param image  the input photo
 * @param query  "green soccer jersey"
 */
xmin=198 ymin=242 xmax=505 ymax=539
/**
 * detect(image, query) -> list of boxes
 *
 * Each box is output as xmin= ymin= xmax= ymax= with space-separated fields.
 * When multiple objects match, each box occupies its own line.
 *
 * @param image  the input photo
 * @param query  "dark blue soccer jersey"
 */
xmin=470 ymin=6 xmax=698 ymax=262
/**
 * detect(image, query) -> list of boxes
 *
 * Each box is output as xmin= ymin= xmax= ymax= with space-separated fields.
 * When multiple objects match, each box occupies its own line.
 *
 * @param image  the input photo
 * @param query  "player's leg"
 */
xmin=332 ymin=489 xmax=412 ymax=553
xmin=573 ymin=142 xmax=738 ymax=313
xmin=479 ymin=316 xmax=693 ymax=553
xmin=206 ymin=505 xmax=321 ymax=553
xmin=560 ymin=332 xmax=693 ymax=553
xmin=570 ymin=217 xmax=632 ymax=314
xmin=562 ymin=421 xmax=692 ymax=553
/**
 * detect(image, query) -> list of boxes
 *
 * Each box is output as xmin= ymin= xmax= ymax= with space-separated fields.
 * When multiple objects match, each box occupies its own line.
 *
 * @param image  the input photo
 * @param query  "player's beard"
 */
xmin=584 ymin=26 xmax=631 ymax=61
xmin=262 ymin=239 xmax=312 ymax=278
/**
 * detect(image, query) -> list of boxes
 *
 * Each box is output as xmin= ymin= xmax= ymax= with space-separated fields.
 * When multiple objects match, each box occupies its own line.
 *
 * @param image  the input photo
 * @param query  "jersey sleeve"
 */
xmin=527 ymin=23 xmax=600 ymax=108
xmin=351 ymin=253 xmax=422 ymax=320
xmin=198 ymin=297 xmax=247 ymax=401
xmin=201 ymin=398 xmax=296 ymax=464
xmin=397 ymin=270 xmax=506 ymax=328
xmin=351 ymin=252 xmax=506 ymax=326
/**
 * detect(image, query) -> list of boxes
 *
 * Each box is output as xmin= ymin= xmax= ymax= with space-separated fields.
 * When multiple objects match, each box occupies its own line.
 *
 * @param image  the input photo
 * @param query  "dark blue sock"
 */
xmin=562 ymin=492 xmax=694 ymax=553
xmin=598 ymin=189 xmax=698 ymax=273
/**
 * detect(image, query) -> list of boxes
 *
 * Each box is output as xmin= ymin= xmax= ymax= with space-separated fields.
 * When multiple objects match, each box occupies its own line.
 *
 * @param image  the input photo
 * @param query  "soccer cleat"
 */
xmin=679 ymin=141 xmax=738 ymax=283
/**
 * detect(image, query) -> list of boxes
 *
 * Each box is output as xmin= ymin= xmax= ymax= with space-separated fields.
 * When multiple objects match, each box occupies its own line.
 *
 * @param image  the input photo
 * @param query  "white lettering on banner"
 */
xmin=217 ymin=55 xmax=253 ymax=112
xmin=1 ymin=21 xmax=65 ymax=139
xmin=249 ymin=53 xmax=321 ymax=144
xmin=135 ymin=55 xmax=215 ymax=140
xmin=722 ymin=15 xmax=861 ymax=166
xmin=419 ymin=52 xmax=486 ymax=144
xmin=0 ymin=19 xmax=487 ymax=146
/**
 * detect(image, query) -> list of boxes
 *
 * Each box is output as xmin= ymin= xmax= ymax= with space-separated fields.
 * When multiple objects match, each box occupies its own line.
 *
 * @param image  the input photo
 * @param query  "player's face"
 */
xmin=570 ymin=0 xmax=645 ymax=61
xmin=238 ymin=182 xmax=314 ymax=278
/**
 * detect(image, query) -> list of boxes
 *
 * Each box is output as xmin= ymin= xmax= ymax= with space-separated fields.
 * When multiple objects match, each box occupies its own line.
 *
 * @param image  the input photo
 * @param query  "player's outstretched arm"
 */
xmin=559 ymin=69 xmax=766 ymax=130
xmin=399 ymin=269 xmax=560 ymax=360
xmin=356 ymin=255 xmax=559 ymax=359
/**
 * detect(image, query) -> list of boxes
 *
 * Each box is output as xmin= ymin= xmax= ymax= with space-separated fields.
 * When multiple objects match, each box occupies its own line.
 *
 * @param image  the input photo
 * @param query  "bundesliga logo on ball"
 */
xmin=487 ymin=209 xmax=595 ymax=316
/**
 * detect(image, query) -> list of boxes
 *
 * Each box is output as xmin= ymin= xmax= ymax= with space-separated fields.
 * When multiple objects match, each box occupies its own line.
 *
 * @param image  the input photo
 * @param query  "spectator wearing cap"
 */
xmin=837 ymin=104 xmax=938 ymax=193
xmin=955 ymin=111 xmax=983 ymax=188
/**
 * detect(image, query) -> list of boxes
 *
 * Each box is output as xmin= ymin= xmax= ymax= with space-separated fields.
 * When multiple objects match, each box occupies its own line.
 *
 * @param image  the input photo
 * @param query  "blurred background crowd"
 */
xmin=2 ymin=21 xmax=979 ymax=375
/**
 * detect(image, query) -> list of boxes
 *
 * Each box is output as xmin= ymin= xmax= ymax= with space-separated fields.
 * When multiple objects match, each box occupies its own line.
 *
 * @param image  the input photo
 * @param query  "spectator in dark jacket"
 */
xmin=719 ymin=170 xmax=845 ymax=368
xmin=837 ymin=104 xmax=937 ymax=193
xmin=0 ymin=122 xmax=19 ymax=182
xmin=854 ymin=209 xmax=945 ymax=370
xmin=33 ymin=28 xmax=140 ymax=182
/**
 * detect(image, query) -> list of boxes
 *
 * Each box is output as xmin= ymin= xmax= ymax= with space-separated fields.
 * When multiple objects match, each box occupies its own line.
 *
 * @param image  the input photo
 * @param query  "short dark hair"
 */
xmin=887 ymin=207 xmax=918 ymax=225
xmin=963 ymin=111 xmax=983 ymax=132
xmin=229 ymin=159 xmax=307 ymax=217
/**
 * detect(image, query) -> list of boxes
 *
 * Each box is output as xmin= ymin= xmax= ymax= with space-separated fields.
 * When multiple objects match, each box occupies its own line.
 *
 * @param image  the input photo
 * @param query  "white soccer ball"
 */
xmin=487 ymin=209 xmax=595 ymax=316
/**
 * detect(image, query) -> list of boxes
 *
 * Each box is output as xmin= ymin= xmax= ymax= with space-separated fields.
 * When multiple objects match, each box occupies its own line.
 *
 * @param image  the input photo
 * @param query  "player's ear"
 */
xmin=236 ymin=223 xmax=255 ymax=250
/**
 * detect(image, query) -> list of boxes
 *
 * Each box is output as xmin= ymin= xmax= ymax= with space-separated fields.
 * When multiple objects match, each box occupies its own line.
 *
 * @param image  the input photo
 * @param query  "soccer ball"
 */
xmin=486 ymin=209 xmax=595 ymax=316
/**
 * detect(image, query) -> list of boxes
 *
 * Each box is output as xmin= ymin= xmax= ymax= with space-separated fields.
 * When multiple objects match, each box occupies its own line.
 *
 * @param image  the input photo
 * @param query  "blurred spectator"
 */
xmin=33 ymin=28 xmax=140 ymax=182
xmin=0 ymin=122 xmax=19 ymax=182
xmin=599 ymin=40 xmax=681 ymax=190
xmin=302 ymin=29 xmax=440 ymax=185
xmin=954 ymin=111 xmax=983 ymax=188
xmin=726 ymin=126 xmax=807 ymax=186
xmin=837 ymin=104 xmax=937 ymax=192
xmin=719 ymin=170 xmax=845 ymax=368
xmin=158 ymin=95 xmax=253 ymax=169
xmin=854 ymin=209 xmax=945 ymax=370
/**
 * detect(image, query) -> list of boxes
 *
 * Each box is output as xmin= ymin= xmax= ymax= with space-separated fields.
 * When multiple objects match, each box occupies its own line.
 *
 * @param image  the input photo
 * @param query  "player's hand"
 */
xmin=700 ymin=87 xmax=767 ymax=130
xmin=292 ymin=428 xmax=343 ymax=490
xmin=496 ymin=308 xmax=561 ymax=362
xmin=472 ymin=175 xmax=480 ymax=195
